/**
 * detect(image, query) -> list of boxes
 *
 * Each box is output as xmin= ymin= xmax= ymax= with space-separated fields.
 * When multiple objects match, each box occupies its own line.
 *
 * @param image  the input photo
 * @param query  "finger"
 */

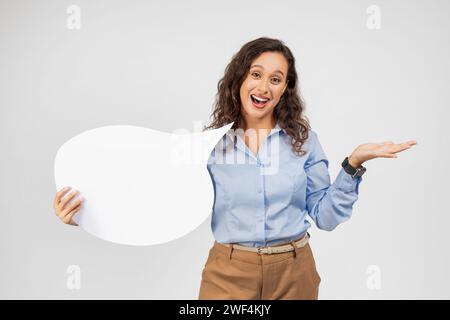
xmin=384 ymin=143 xmax=412 ymax=154
xmin=396 ymin=142 xmax=416 ymax=152
xmin=62 ymin=205 xmax=81 ymax=224
xmin=59 ymin=201 xmax=81 ymax=221
xmin=394 ymin=141 xmax=417 ymax=150
xmin=59 ymin=196 xmax=83 ymax=219
xmin=54 ymin=186 xmax=72 ymax=208
xmin=394 ymin=146 xmax=409 ymax=153
xmin=58 ymin=190 xmax=80 ymax=211
xmin=381 ymin=140 xmax=417 ymax=149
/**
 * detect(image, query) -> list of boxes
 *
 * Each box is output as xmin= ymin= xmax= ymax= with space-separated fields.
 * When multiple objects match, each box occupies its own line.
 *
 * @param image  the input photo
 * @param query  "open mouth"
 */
xmin=250 ymin=94 xmax=270 ymax=108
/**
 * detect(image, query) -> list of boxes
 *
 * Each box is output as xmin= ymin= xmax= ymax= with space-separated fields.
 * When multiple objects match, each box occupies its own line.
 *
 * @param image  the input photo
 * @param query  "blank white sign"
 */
xmin=54 ymin=123 xmax=233 ymax=246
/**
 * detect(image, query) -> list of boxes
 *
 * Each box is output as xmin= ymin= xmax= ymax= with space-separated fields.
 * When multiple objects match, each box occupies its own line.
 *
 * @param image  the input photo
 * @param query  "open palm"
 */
xmin=350 ymin=140 xmax=418 ymax=166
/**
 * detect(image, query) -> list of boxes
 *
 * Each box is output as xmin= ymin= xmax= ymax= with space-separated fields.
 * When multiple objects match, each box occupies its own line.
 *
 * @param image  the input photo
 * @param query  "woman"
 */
xmin=53 ymin=37 xmax=417 ymax=300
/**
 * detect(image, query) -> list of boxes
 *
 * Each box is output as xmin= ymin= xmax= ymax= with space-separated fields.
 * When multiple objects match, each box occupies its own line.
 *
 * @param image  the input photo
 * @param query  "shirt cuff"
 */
xmin=334 ymin=167 xmax=363 ymax=194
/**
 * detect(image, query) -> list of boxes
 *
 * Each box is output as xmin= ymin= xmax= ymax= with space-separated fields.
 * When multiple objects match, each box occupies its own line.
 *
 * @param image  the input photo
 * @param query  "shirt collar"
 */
xmin=271 ymin=122 xmax=286 ymax=135
xmin=224 ymin=121 xmax=286 ymax=147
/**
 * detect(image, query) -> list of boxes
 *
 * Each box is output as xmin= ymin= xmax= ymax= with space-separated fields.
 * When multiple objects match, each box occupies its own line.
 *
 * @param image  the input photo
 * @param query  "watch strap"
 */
xmin=342 ymin=156 xmax=366 ymax=178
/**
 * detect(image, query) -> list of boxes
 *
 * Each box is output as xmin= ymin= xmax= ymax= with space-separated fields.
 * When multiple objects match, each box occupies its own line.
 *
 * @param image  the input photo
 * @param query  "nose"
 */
xmin=257 ymin=77 xmax=270 ymax=93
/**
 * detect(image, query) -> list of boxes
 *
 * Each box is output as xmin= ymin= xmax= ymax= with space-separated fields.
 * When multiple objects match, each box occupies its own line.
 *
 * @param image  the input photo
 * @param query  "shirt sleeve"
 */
xmin=304 ymin=130 xmax=363 ymax=231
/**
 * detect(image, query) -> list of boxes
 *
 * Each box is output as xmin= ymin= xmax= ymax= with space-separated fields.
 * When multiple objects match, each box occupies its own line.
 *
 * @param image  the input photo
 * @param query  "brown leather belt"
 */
xmin=220 ymin=232 xmax=310 ymax=255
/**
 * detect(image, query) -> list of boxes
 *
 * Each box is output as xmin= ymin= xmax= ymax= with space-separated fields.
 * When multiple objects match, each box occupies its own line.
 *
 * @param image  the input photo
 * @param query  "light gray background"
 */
xmin=1 ymin=0 xmax=449 ymax=299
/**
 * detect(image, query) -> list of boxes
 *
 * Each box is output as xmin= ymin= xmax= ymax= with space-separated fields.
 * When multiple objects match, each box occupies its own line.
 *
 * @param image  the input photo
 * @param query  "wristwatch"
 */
xmin=341 ymin=156 xmax=366 ymax=179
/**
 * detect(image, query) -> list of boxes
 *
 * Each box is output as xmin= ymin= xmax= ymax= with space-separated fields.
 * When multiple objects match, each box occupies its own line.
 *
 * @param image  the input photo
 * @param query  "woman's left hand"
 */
xmin=348 ymin=140 xmax=418 ymax=167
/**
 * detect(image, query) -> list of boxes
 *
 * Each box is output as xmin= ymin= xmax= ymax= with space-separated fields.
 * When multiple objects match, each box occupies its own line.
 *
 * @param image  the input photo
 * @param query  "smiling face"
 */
xmin=239 ymin=51 xmax=289 ymax=128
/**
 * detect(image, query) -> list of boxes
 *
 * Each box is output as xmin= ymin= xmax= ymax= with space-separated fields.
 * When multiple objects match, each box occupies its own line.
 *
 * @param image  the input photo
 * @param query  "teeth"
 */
xmin=251 ymin=94 xmax=269 ymax=102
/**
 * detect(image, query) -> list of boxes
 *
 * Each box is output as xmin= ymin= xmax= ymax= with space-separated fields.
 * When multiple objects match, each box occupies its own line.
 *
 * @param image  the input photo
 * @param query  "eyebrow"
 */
xmin=250 ymin=64 xmax=285 ymax=77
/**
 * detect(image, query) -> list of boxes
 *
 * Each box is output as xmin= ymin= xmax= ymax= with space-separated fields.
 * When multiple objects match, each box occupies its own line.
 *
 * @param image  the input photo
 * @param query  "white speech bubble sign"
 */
xmin=54 ymin=122 xmax=234 ymax=246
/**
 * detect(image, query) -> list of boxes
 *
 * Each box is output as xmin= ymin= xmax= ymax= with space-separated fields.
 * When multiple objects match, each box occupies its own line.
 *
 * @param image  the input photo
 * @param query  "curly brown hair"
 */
xmin=204 ymin=37 xmax=311 ymax=156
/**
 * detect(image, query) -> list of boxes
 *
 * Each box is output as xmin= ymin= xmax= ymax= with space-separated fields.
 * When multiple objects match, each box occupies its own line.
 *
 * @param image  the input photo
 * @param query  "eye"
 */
xmin=250 ymin=71 xmax=282 ymax=84
xmin=271 ymin=78 xmax=281 ymax=84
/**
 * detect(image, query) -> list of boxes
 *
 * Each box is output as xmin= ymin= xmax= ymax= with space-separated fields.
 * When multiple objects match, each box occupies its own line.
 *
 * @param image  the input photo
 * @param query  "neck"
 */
xmin=241 ymin=117 xmax=276 ymax=132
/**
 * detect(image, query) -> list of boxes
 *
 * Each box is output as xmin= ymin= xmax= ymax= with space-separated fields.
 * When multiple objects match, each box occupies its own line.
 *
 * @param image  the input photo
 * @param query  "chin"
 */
xmin=243 ymin=103 xmax=273 ymax=120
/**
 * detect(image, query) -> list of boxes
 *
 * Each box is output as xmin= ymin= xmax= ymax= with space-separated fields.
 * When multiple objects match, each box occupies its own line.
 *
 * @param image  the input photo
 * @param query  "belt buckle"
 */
xmin=258 ymin=246 xmax=273 ymax=255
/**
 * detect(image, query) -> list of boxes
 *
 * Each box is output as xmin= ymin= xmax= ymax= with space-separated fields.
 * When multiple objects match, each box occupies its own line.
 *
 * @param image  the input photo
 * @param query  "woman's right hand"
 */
xmin=53 ymin=186 xmax=83 ymax=226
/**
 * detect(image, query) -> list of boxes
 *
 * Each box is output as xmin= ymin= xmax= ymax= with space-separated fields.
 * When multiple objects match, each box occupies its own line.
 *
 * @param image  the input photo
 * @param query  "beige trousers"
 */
xmin=198 ymin=237 xmax=321 ymax=300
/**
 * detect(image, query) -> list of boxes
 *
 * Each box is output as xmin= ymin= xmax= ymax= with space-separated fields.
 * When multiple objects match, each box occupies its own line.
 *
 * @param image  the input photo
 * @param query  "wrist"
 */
xmin=348 ymin=154 xmax=362 ymax=168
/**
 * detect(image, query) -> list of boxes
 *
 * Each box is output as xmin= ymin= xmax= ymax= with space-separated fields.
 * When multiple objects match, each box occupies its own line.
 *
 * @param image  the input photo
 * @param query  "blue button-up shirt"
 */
xmin=206 ymin=123 xmax=362 ymax=247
